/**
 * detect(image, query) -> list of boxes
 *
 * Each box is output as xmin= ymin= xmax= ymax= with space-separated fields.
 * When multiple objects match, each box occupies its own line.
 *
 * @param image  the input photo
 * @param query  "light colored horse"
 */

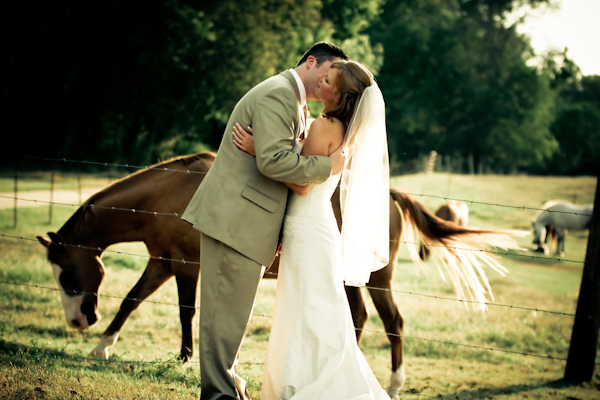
xmin=532 ymin=200 xmax=593 ymax=256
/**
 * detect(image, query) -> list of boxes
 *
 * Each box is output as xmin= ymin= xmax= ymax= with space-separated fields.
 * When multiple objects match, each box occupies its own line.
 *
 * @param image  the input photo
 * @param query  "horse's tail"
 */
xmin=390 ymin=188 xmax=527 ymax=310
xmin=390 ymin=190 xmax=492 ymax=246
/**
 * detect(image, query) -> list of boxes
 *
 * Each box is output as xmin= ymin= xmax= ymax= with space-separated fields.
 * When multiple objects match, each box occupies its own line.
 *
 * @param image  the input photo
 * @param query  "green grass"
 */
xmin=0 ymin=170 xmax=126 ymax=193
xmin=1 ymin=172 xmax=599 ymax=399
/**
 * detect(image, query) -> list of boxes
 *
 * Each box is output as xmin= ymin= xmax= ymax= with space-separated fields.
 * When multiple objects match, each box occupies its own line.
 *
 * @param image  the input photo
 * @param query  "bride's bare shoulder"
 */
xmin=308 ymin=117 xmax=344 ymax=139
xmin=301 ymin=117 xmax=344 ymax=156
xmin=310 ymin=116 xmax=343 ymax=129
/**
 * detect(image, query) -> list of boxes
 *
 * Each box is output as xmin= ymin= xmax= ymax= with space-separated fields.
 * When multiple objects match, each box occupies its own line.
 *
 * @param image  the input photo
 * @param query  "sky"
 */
xmin=513 ymin=0 xmax=600 ymax=76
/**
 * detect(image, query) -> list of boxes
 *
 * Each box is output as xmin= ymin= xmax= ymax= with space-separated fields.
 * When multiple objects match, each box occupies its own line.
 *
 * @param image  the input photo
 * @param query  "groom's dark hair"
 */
xmin=296 ymin=41 xmax=348 ymax=67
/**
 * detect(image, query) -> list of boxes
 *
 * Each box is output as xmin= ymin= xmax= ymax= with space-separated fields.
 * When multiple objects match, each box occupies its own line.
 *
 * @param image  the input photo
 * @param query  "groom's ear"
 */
xmin=305 ymin=55 xmax=317 ymax=69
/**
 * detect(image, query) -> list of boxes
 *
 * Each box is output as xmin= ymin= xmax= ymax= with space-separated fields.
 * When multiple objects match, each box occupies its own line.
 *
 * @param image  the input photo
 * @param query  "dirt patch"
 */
xmin=0 ymin=188 xmax=103 ymax=210
xmin=508 ymin=252 xmax=585 ymax=272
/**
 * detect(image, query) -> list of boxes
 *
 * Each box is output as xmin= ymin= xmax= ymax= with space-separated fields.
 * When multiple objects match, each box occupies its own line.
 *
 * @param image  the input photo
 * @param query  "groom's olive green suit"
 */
xmin=182 ymin=70 xmax=332 ymax=400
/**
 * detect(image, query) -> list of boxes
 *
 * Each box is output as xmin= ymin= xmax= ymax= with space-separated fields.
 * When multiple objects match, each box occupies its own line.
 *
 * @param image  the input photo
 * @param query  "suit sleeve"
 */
xmin=252 ymin=86 xmax=332 ymax=185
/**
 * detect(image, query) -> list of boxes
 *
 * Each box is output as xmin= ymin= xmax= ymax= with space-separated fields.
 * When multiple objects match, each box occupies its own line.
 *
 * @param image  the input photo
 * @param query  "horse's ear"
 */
xmin=47 ymin=232 xmax=65 ymax=246
xmin=48 ymin=232 xmax=60 ymax=241
xmin=37 ymin=235 xmax=51 ymax=248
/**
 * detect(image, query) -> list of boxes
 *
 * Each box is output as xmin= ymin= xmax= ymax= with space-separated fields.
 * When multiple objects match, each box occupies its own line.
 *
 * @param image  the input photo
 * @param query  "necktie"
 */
xmin=299 ymin=104 xmax=308 ymax=140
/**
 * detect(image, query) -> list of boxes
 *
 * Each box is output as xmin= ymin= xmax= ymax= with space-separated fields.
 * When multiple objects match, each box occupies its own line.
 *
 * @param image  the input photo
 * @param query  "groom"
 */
xmin=182 ymin=42 xmax=348 ymax=400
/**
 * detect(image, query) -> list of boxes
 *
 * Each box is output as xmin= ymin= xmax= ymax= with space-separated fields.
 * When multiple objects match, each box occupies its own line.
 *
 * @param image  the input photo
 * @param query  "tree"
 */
xmin=6 ymin=0 xmax=214 ymax=166
xmin=5 ymin=0 xmax=382 ymax=167
xmin=369 ymin=0 xmax=557 ymax=174
xmin=547 ymin=73 xmax=600 ymax=175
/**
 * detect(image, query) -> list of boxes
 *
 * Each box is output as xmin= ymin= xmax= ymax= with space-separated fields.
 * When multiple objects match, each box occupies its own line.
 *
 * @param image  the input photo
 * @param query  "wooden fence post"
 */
xmin=13 ymin=170 xmax=18 ymax=228
xmin=78 ymin=172 xmax=82 ymax=204
xmin=49 ymin=170 xmax=55 ymax=224
xmin=564 ymin=177 xmax=600 ymax=382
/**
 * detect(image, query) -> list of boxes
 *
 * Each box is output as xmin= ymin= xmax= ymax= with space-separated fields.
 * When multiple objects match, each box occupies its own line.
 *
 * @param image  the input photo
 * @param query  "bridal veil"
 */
xmin=340 ymin=81 xmax=390 ymax=287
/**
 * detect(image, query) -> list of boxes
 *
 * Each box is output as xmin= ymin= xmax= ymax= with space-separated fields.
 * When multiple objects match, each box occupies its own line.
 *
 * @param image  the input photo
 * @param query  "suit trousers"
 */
xmin=199 ymin=233 xmax=265 ymax=400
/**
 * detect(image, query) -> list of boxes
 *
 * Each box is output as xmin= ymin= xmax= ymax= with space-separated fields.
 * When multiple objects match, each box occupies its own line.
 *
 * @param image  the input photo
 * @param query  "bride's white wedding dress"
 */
xmin=261 ymin=169 xmax=390 ymax=400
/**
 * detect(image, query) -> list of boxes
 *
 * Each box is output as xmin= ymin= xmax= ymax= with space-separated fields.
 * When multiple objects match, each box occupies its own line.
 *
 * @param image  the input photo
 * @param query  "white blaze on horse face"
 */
xmin=51 ymin=263 xmax=88 ymax=330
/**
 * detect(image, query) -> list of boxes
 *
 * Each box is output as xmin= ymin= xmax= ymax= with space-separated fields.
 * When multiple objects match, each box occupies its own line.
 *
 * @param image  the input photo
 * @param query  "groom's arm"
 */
xmin=252 ymin=86 xmax=333 ymax=185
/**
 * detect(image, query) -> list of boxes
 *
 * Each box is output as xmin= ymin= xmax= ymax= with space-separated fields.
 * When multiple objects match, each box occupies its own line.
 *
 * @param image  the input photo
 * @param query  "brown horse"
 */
xmin=420 ymin=200 xmax=469 ymax=260
xmin=38 ymin=152 xmax=514 ymax=399
xmin=37 ymin=153 xmax=214 ymax=363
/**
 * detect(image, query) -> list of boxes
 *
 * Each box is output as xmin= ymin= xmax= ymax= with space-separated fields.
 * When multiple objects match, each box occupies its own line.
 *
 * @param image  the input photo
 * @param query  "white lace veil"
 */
xmin=340 ymin=81 xmax=390 ymax=287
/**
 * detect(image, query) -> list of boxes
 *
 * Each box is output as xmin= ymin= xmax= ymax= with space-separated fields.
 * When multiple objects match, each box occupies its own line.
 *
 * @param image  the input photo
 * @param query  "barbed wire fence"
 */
xmin=0 ymin=153 xmax=598 ymax=396
xmin=1 ymin=276 xmax=595 ymax=367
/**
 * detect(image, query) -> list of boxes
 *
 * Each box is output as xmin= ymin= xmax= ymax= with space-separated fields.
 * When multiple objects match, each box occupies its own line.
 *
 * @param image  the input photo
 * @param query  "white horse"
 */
xmin=532 ymin=200 xmax=593 ymax=256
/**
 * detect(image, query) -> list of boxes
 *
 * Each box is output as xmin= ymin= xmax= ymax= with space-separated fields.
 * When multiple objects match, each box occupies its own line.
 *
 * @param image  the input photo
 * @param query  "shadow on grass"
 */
xmin=403 ymin=377 xmax=600 ymax=399
xmin=0 ymin=338 xmax=199 ymax=385
xmin=501 ymin=248 xmax=584 ymax=271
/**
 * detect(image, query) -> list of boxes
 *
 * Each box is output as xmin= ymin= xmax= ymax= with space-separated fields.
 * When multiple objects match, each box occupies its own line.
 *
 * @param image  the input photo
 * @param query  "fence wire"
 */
xmin=1 ymin=278 xmax=597 ymax=367
xmin=1 ymin=153 xmax=598 ymax=384
xmin=0 ymin=232 xmax=594 ymax=317
xmin=0 ymin=194 xmax=593 ymax=267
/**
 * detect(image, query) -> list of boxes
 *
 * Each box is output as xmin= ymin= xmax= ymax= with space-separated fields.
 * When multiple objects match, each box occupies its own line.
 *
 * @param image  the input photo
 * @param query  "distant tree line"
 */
xmin=4 ymin=0 xmax=599 ymax=175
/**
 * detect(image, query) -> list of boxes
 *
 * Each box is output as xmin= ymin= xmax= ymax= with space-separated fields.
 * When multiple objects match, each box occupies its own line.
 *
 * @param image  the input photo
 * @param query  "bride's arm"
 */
xmin=232 ymin=123 xmax=256 ymax=155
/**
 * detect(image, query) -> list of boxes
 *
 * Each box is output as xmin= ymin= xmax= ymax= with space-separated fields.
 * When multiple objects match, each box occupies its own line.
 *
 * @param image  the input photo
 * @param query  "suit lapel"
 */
xmin=281 ymin=70 xmax=304 ymax=142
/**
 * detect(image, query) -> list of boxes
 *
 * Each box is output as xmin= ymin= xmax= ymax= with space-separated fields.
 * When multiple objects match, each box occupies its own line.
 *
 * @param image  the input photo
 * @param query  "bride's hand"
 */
xmin=232 ymin=123 xmax=255 ymax=156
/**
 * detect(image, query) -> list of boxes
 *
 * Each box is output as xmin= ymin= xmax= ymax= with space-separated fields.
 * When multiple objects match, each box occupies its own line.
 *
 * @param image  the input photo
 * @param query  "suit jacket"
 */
xmin=182 ymin=70 xmax=332 ymax=266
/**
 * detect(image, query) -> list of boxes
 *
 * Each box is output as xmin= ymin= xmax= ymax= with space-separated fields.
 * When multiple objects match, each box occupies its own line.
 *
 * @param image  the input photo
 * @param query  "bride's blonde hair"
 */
xmin=323 ymin=60 xmax=374 ymax=128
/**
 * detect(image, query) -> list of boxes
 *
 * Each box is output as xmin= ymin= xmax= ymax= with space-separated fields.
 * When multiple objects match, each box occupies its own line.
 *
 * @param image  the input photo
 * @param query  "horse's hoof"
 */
xmin=387 ymin=365 xmax=405 ymax=399
xmin=387 ymin=388 xmax=401 ymax=400
xmin=532 ymin=246 xmax=550 ymax=255
xmin=89 ymin=349 xmax=109 ymax=359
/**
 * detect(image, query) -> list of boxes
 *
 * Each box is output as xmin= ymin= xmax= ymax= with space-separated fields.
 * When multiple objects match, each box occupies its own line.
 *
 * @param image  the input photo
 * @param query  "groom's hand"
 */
xmin=330 ymin=146 xmax=346 ymax=175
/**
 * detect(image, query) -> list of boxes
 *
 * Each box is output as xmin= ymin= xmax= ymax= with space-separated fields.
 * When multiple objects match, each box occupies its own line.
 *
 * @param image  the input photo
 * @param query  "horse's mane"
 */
xmin=58 ymin=152 xmax=215 ymax=237
xmin=155 ymin=152 xmax=216 ymax=169
xmin=87 ymin=152 xmax=215 ymax=201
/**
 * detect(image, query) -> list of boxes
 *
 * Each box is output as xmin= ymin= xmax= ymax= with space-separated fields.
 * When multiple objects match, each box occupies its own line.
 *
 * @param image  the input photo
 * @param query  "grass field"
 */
xmin=0 ymin=170 xmax=598 ymax=399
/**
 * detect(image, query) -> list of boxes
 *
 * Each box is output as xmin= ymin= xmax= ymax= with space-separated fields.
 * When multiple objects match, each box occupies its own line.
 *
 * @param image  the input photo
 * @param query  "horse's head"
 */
xmin=37 ymin=232 xmax=105 ymax=330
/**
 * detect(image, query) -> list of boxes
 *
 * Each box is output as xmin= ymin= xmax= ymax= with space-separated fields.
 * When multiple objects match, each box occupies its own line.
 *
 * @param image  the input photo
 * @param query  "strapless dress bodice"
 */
xmin=285 ymin=172 xmax=340 ymax=218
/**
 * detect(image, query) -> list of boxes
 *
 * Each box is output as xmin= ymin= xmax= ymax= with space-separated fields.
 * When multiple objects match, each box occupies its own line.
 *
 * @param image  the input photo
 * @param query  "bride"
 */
xmin=233 ymin=60 xmax=391 ymax=400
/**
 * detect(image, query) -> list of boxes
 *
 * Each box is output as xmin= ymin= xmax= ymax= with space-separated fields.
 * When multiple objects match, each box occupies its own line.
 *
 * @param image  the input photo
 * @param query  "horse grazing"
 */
xmin=38 ymin=152 xmax=215 ymax=361
xmin=38 ymin=152 xmax=520 ymax=399
xmin=419 ymin=200 xmax=469 ymax=260
xmin=532 ymin=200 xmax=593 ymax=256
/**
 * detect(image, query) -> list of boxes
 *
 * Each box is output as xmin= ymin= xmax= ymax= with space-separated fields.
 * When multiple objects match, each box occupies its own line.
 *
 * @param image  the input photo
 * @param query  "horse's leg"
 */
xmin=556 ymin=228 xmax=566 ymax=257
xmin=543 ymin=224 xmax=555 ymax=254
xmin=367 ymin=268 xmax=405 ymax=399
xmin=384 ymin=193 xmax=404 ymax=398
xmin=90 ymin=257 xmax=173 ymax=359
xmin=345 ymin=286 xmax=369 ymax=344
xmin=418 ymin=243 xmax=431 ymax=261
xmin=174 ymin=263 xmax=200 ymax=362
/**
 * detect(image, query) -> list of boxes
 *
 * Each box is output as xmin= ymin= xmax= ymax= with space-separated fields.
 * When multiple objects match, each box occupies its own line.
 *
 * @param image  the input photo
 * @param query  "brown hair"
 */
xmin=323 ymin=60 xmax=374 ymax=128
xmin=296 ymin=41 xmax=349 ymax=67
